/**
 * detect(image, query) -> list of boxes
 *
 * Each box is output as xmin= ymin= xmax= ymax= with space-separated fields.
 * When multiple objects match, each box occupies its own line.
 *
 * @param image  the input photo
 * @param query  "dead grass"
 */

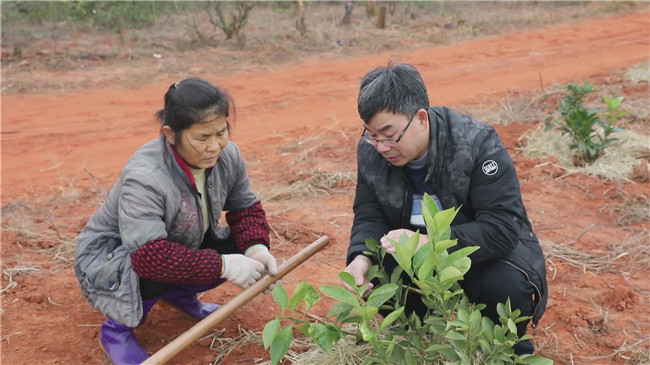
xmin=2 ymin=2 xmax=645 ymax=94
xmin=458 ymin=88 xmax=555 ymax=125
xmin=542 ymin=229 xmax=650 ymax=277
xmin=1 ymin=266 xmax=40 ymax=294
xmin=609 ymin=189 xmax=650 ymax=226
xmin=626 ymin=61 xmax=650 ymax=84
xmin=206 ymin=326 xmax=266 ymax=365
xmin=521 ymin=127 xmax=649 ymax=182
xmin=258 ymin=169 xmax=355 ymax=202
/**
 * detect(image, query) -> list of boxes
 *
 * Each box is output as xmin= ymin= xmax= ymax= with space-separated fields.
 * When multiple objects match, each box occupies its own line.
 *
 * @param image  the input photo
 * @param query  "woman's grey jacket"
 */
xmin=74 ymin=136 xmax=257 ymax=327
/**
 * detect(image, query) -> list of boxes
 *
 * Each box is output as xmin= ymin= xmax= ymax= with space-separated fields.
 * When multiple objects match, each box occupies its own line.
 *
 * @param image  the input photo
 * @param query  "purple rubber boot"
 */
xmin=160 ymin=280 xmax=225 ymax=321
xmin=99 ymin=298 xmax=157 ymax=365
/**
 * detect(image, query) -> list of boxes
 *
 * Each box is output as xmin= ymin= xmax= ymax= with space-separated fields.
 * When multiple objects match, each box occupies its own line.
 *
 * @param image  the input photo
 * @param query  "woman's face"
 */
xmin=163 ymin=114 xmax=229 ymax=169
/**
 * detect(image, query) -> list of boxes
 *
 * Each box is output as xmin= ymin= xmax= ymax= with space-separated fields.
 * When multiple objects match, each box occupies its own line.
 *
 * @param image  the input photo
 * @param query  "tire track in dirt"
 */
xmin=2 ymin=9 xmax=648 ymax=201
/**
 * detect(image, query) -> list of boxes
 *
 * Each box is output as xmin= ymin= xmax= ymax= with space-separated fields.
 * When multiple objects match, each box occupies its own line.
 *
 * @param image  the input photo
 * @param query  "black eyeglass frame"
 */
xmin=361 ymin=113 xmax=415 ymax=147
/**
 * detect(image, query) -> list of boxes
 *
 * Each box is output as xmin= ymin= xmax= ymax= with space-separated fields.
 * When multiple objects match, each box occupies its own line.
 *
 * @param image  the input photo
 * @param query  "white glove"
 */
xmin=221 ymin=254 xmax=265 ymax=289
xmin=245 ymin=245 xmax=282 ymax=294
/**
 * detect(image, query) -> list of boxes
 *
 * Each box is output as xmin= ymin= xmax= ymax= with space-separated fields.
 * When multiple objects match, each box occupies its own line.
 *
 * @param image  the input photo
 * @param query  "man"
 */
xmin=343 ymin=63 xmax=548 ymax=355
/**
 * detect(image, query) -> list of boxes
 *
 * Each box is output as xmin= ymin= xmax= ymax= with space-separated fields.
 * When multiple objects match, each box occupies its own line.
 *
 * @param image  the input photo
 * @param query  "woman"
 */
xmin=74 ymin=78 xmax=279 ymax=365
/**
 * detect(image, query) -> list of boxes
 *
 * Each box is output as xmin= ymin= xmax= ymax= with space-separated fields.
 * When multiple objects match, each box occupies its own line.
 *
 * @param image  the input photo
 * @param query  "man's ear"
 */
xmin=416 ymin=108 xmax=429 ymax=130
xmin=161 ymin=125 xmax=175 ymax=145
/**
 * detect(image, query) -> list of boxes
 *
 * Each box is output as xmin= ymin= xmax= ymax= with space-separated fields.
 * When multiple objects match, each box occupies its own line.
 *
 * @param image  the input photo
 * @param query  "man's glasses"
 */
xmin=361 ymin=114 xmax=415 ymax=147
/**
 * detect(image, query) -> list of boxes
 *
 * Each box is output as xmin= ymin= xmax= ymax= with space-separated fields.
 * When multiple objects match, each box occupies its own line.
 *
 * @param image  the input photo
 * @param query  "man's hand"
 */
xmin=380 ymin=229 xmax=429 ymax=254
xmin=343 ymin=255 xmax=373 ymax=296
xmin=221 ymin=254 xmax=265 ymax=289
xmin=245 ymin=245 xmax=282 ymax=294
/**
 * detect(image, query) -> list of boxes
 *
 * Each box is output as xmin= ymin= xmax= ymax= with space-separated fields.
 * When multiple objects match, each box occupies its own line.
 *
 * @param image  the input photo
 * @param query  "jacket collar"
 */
xmin=168 ymin=141 xmax=197 ymax=189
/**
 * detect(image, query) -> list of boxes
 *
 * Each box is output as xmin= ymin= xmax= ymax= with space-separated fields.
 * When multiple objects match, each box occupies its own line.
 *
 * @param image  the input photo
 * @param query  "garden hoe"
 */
xmin=143 ymin=235 xmax=330 ymax=365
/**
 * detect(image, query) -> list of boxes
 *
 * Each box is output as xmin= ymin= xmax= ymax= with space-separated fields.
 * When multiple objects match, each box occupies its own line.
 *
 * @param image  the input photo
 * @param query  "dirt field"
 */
xmin=1 ymin=3 xmax=649 ymax=365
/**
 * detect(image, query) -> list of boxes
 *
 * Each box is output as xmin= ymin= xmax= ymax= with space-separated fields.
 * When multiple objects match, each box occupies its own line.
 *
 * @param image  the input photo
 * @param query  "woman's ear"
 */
xmin=161 ymin=125 xmax=175 ymax=145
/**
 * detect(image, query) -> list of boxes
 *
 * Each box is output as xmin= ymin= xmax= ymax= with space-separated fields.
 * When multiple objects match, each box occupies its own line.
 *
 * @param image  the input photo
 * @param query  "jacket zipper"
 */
xmin=497 ymin=259 xmax=542 ymax=334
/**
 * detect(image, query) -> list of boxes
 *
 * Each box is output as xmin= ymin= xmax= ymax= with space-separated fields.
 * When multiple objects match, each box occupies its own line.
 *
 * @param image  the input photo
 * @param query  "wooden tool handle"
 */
xmin=143 ymin=235 xmax=330 ymax=364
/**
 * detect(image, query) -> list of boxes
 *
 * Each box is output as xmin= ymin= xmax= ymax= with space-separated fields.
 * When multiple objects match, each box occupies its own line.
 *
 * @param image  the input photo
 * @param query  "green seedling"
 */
xmin=264 ymin=193 xmax=552 ymax=364
xmin=544 ymin=82 xmax=626 ymax=164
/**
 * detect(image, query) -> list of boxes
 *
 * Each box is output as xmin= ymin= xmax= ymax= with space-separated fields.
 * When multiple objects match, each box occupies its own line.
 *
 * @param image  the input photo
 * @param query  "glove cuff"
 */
xmin=220 ymin=254 xmax=227 ymax=277
xmin=245 ymin=244 xmax=269 ymax=256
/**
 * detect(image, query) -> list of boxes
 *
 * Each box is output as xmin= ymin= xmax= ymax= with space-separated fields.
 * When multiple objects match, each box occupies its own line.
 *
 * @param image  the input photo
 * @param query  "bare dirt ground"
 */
xmin=1 ymin=3 xmax=649 ymax=365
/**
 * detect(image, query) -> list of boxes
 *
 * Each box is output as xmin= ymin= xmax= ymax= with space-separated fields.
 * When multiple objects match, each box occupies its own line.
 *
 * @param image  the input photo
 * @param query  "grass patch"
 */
xmin=626 ymin=61 xmax=650 ymax=84
xmin=258 ymin=169 xmax=355 ymax=202
xmin=542 ymin=229 xmax=650 ymax=276
xmin=520 ymin=127 xmax=649 ymax=182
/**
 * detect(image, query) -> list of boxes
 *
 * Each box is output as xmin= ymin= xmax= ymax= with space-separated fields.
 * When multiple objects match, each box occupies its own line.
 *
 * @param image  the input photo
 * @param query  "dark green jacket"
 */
xmin=348 ymin=106 xmax=548 ymax=326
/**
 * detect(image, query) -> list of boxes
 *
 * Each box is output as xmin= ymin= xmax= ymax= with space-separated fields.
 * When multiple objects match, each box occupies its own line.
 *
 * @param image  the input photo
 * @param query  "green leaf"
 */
xmin=412 ymin=241 xmax=432 ymax=272
xmin=391 ymin=232 xmax=419 ymax=273
xmin=434 ymin=239 xmax=457 ymax=253
xmin=454 ymin=256 xmax=472 ymax=276
xmin=416 ymin=255 xmax=435 ymax=281
xmin=422 ymin=193 xmax=440 ymax=236
xmin=433 ymin=206 xmax=458 ymax=235
xmin=366 ymin=283 xmax=398 ymax=307
xmin=308 ymin=323 xmax=333 ymax=353
xmin=366 ymin=265 xmax=383 ymax=281
xmin=288 ymin=281 xmax=311 ymax=312
xmin=446 ymin=246 xmax=479 ymax=264
xmin=272 ymin=285 xmax=288 ymax=312
xmin=326 ymin=302 xmax=354 ymax=318
xmin=320 ymin=285 xmax=360 ymax=306
xmin=496 ymin=300 xmax=510 ymax=319
xmin=354 ymin=305 xmax=379 ymax=319
xmin=296 ymin=323 xmax=310 ymax=336
xmin=445 ymin=330 xmax=466 ymax=341
xmin=507 ymin=318 xmax=517 ymax=335
xmin=270 ymin=327 xmax=293 ymax=365
xmin=262 ymin=319 xmax=280 ymax=350
xmin=404 ymin=347 xmax=415 ymax=364
xmin=339 ymin=271 xmax=357 ymax=291
xmin=304 ymin=284 xmax=321 ymax=312
xmin=413 ymin=278 xmax=434 ymax=296
xmin=425 ymin=343 xmax=451 ymax=353
xmin=439 ymin=266 xmax=462 ymax=283
xmin=365 ymin=238 xmax=379 ymax=252
xmin=359 ymin=321 xmax=376 ymax=342
xmin=518 ymin=355 xmax=554 ymax=365
xmin=379 ymin=306 xmax=405 ymax=331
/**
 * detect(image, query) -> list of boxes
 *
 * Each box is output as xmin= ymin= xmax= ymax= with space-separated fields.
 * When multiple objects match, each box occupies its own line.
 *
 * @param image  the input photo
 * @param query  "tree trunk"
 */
xmin=295 ymin=0 xmax=307 ymax=35
xmin=377 ymin=5 xmax=386 ymax=29
xmin=340 ymin=2 xmax=353 ymax=25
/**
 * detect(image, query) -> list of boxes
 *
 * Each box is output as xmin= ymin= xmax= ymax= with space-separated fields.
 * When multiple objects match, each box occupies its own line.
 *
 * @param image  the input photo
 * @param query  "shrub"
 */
xmin=263 ymin=194 xmax=552 ymax=364
xmin=204 ymin=1 xmax=255 ymax=40
xmin=544 ymin=82 xmax=626 ymax=164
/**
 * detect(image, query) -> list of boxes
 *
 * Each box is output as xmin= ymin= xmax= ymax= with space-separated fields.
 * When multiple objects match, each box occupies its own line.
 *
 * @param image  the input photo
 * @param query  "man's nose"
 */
xmin=375 ymin=141 xmax=392 ymax=153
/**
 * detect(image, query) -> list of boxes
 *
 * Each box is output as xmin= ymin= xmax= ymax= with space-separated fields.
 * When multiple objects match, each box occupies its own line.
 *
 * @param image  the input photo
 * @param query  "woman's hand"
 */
xmin=221 ymin=254 xmax=265 ymax=289
xmin=245 ymin=245 xmax=282 ymax=294
xmin=380 ymin=229 xmax=429 ymax=254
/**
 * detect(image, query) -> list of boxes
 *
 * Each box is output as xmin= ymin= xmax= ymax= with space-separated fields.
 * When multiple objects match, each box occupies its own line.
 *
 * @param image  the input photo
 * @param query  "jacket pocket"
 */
xmin=77 ymin=233 xmax=128 ymax=295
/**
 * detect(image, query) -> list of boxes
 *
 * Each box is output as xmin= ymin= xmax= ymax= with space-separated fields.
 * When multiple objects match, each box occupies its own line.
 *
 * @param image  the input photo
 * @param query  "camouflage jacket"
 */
xmin=348 ymin=106 xmax=548 ymax=326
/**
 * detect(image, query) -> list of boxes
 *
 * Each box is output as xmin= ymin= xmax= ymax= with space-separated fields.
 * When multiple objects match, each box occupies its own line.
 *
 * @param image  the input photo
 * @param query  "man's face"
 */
xmin=362 ymin=110 xmax=429 ymax=166
xmin=164 ymin=114 xmax=230 ymax=169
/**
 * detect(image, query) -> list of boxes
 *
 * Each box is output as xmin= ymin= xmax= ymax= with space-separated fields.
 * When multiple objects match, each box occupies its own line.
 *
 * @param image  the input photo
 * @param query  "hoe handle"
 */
xmin=143 ymin=235 xmax=330 ymax=365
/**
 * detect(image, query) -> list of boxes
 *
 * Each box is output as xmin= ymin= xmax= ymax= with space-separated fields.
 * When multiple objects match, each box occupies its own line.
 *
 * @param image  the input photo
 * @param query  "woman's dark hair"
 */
xmin=155 ymin=78 xmax=235 ymax=145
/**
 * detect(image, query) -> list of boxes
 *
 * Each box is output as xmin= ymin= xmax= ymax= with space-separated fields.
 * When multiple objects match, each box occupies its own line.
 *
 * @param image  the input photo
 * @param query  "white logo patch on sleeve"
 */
xmin=482 ymin=160 xmax=499 ymax=176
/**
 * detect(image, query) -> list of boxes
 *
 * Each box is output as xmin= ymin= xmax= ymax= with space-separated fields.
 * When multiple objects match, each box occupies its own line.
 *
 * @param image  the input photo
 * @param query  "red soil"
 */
xmin=2 ymin=9 xmax=648 ymax=365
